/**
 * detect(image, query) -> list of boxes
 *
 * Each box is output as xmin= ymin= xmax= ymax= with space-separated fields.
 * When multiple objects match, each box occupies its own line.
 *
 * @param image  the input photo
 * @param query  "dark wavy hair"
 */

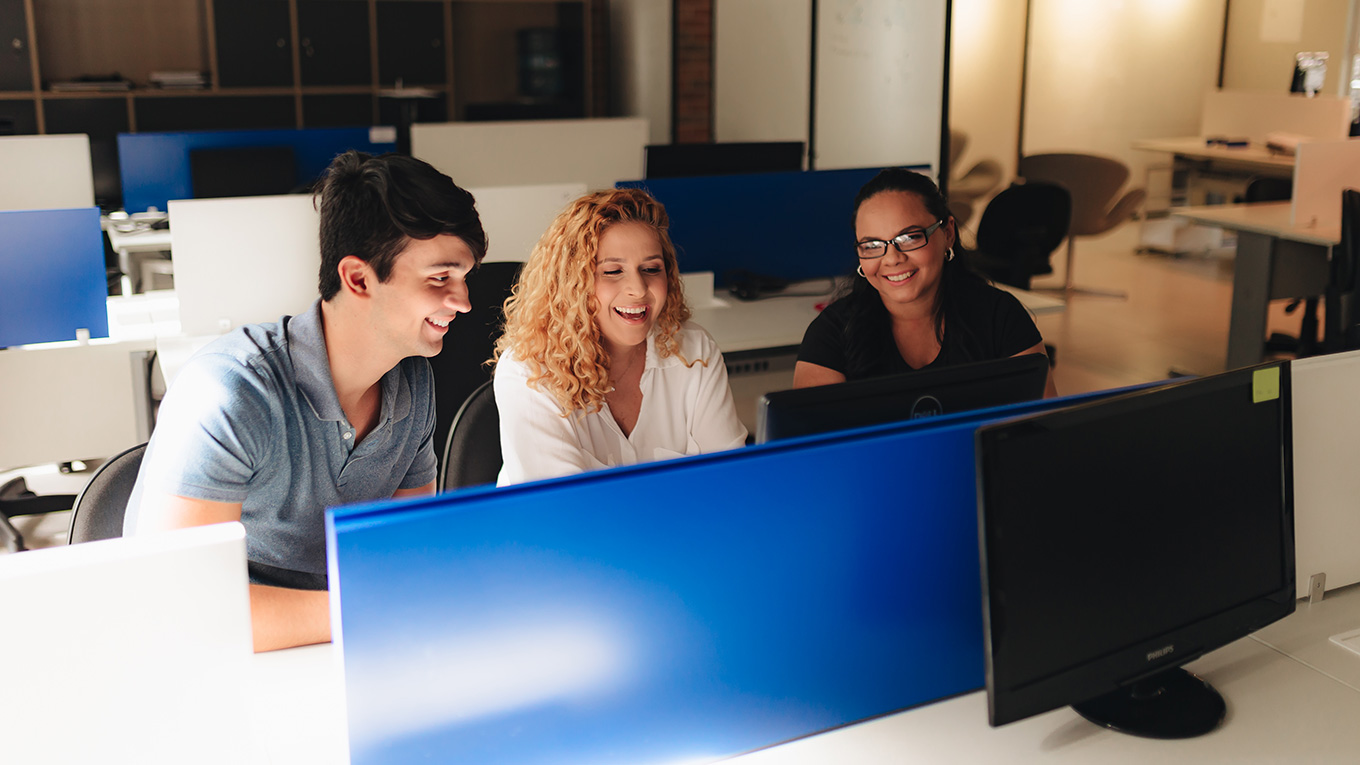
xmin=314 ymin=151 xmax=488 ymax=301
xmin=840 ymin=167 xmax=986 ymax=378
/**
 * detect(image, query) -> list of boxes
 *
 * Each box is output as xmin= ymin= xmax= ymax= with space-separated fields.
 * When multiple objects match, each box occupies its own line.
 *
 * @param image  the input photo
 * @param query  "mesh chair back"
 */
xmin=970 ymin=182 xmax=1072 ymax=288
xmin=68 ymin=442 xmax=146 ymax=544
xmin=438 ymin=380 xmax=502 ymax=491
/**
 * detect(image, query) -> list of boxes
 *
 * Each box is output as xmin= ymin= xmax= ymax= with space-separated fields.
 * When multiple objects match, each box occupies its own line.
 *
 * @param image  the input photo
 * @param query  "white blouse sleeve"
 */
xmin=493 ymin=353 xmax=608 ymax=486
xmin=686 ymin=326 xmax=750 ymax=454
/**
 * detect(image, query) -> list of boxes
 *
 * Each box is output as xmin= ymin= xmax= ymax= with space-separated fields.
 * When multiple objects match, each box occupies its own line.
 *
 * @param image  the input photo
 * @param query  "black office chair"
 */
xmin=967 ymin=182 xmax=1072 ymax=290
xmin=67 ymin=442 xmax=146 ymax=545
xmin=1325 ymin=188 xmax=1360 ymax=352
xmin=427 ymin=261 xmax=521 ymax=470
xmin=438 ymin=380 xmax=502 ymax=492
xmin=0 ymin=477 xmax=77 ymax=553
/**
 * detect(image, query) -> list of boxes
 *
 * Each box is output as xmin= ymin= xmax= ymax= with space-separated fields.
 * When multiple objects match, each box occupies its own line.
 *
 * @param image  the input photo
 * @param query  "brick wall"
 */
xmin=672 ymin=0 xmax=713 ymax=143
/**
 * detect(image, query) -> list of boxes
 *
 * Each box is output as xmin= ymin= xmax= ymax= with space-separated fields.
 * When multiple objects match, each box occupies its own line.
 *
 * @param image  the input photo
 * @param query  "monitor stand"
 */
xmin=1072 ymin=667 xmax=1226 ymax=739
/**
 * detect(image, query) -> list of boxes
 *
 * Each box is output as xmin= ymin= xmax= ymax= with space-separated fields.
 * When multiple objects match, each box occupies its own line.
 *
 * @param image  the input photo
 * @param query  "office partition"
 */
xmin=0 ymin=134 xmax=95 ymax=212
xmin=117 ymin=127 xmax=397 ymax=213
xmin=326 ymin=385 xmax=1151 ymax=764
xmin=618 ymin=167 xmax=884 ymax=285
xmin=0 ymin=206 xmax=108 ymax=347
xmin=411 ymin=117 xmax=648 ymax=191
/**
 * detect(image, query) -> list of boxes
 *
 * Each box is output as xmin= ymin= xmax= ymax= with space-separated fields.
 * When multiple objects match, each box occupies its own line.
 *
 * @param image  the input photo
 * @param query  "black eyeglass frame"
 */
xmin=856 ymin=219 xmax=947 ymax=259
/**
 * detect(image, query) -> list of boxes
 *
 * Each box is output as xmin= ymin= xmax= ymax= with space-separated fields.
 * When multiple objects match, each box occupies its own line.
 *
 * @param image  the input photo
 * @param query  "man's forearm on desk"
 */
xmin=250 ymin=584 xmax=331 ymax=653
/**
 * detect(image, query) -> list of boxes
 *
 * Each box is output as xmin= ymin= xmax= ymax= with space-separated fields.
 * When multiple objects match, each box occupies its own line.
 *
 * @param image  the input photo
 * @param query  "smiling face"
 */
xmin=368 ymin=233 xmax=477 ymax=359
xmin=592 ymin=221 xmax=668 ymax=356
xmin=855 ymin=190 xmax=954 ymax=309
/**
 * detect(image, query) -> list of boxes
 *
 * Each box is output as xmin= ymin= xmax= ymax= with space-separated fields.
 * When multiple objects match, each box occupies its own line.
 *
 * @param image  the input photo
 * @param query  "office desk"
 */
xmin=1132 ymin=137 xmax=1295 ymax=176
xmin=259 ymin=584 xmax=1360 ymax=763
xmin=1171 ymin=202 xmax=1340 ymax=370
xmin=105 ymin=218 xmax=173 ymax=295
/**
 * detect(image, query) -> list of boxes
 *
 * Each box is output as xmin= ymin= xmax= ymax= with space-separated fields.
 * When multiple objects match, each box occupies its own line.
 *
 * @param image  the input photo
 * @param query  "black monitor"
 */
xmin=188 ymin=145 xmax=297 ymax=199
xmin=975 ymin=362 xmax=1295 ymax=738
xmin=644 ymin=141 xmax=805 ymax=179
xmin=755 ymin=354 xmax=1049 ymax=444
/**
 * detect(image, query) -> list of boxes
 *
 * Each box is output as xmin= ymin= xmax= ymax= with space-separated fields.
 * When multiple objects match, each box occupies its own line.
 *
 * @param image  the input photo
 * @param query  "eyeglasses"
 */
xmin=856 ymin=220 xmax=946 ymax=259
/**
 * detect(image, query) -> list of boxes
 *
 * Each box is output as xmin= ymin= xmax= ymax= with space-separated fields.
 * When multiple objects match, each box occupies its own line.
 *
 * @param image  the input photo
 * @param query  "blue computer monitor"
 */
xmin=326 ymin=382 xmax=1164 ymax=764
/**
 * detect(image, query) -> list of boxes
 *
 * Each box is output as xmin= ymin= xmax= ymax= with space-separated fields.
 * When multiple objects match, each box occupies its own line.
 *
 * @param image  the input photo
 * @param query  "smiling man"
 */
xmin=125 ymin=151 xmax=487 ymax=652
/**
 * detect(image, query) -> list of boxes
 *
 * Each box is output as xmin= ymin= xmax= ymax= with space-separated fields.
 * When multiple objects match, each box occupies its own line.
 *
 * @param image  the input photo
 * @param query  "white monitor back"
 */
xmin=0 ymin=522 xmax=255 ymax=764
xmin=412 ymin=118 xmax=648 ymax=190
xmin=1291 ymin=350 xmax=1360 ymax=597
xmin=0 ymin=134 xmax=95 ymax=211
xmin=169 ymin=194 xmax=322 ymax=337
xmin=1201 ymin=90 xmax=1353 ymax=143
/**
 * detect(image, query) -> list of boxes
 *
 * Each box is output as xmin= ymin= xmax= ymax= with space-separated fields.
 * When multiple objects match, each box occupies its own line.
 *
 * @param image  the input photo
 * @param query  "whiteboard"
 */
xmin=812 ymin=0 xmax=946 ymax=172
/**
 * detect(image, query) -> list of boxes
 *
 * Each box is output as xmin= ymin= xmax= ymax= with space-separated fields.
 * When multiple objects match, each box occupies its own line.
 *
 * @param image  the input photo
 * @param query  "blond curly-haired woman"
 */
xmin=493 ymin=188 xmax=747 ymax=485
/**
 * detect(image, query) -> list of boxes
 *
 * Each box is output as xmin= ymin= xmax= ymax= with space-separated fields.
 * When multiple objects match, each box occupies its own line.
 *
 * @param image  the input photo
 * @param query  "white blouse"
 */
xmin=494 ymin=322 xmax=749 ymax=486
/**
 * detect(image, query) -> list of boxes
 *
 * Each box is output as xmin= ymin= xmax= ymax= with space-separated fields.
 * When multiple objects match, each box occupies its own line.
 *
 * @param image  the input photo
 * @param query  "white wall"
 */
xmin=1223 ymin=0 xmax=1353 ymax=96
xmin=714 ymin=0 xmax=811 ymax=147
xmin=1023 ymin=0 xmax=1227 ymax=184
xmin=610 ymin=0 xmax=671 ymax=145
xmin=948 ymin=0 xmax=1028 ymax=184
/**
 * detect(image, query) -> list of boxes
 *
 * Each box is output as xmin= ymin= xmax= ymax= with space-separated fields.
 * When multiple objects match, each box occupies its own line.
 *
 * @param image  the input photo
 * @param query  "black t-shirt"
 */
xmin=797 ymin=276 xmax=1043 ymax=379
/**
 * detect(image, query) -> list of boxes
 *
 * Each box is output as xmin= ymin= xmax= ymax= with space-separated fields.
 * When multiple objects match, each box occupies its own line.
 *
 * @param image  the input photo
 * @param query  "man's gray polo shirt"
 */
xmin=125 ymin=299 xmax=437 ymax=589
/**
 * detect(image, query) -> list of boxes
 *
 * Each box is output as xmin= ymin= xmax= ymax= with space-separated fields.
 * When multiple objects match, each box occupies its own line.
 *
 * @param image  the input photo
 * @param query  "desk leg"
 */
xmin=1226 ymin=231 xmax=1274 ymax=370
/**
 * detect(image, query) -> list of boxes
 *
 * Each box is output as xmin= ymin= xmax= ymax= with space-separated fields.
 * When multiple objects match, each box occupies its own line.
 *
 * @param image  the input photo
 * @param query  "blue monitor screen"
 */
xmin=327 ymin=384 xmax=1160 ymax=764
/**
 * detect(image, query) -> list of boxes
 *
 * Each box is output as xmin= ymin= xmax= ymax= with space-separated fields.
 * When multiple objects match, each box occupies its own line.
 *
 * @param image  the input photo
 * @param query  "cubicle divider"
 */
xmin=0 ymin=206 xmax=109 ymax=347
xmin=411 ymin=117 xmax=649 ymax=192
xmin=326 ymin=384 xmax=1153 ymax=764
xmin=618 ymin=167 xmax=905 ymax=287
xmin=0 ymin=134 xmax=95 ymax=212
xmin=117 ymin=126 xmax=397 ymax=213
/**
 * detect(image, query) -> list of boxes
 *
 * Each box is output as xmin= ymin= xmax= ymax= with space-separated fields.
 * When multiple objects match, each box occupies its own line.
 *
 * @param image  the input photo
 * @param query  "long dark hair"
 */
xmin=840 ymin=167 xmax=984 ymax=378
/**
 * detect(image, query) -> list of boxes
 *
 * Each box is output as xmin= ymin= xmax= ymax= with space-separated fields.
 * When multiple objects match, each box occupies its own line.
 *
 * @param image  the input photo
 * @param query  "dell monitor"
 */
xmin=756 ymin=353 xmax=1050 ymax=443
xmin=644 ymin=141 xmax=805 ymax=178
xmin=189 ymin=145 xmax=297 ymax=199
xmin=976 ymin=362 xmax=1295 ymax=738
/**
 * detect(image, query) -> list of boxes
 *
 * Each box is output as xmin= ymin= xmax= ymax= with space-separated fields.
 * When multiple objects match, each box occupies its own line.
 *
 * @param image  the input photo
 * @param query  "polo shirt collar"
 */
xmin=288 ymin=299 xmax=410 ymax=427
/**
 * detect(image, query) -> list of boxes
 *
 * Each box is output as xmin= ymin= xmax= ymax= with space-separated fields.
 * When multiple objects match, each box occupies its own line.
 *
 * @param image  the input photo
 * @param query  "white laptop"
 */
xmin=0 ymin=523 xmax=257 ymax=764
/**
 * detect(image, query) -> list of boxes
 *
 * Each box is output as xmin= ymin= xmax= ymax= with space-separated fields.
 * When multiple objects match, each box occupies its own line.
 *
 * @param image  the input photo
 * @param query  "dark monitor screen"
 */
xmin=644 ymin=141 xmax=805 ymax=178
xmin=756 ymin=353 xmax=1050 ymax=443
xmin=976 ymin=362 xmax=1295 ymax=737
xmin=189 ymin=145 xmax=297 ymax=199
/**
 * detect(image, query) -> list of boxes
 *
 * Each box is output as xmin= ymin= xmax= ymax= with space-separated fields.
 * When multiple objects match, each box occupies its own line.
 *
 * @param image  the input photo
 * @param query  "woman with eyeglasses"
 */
xmin=492 ymin=188 xmax=748 ymax=486
xmin=793 ymin=168 xmax=1056 ymax=395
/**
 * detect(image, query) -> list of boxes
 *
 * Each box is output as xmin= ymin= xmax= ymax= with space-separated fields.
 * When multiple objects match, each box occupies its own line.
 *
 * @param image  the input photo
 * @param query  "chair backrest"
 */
xmin=976 ymin=182 xmax=1072 ymax=263
xmin=438 ymin=379 xmax=502 ymax=491
xmin=1017 ymin=152 xmax=1134 ymax=236
xmin=68 ymin=442 xmax=147 ymax=544
xmin=427 ymin=261 xmax=522 ymax=469
xmin=1245 ymin=175 xmax=1293 ymax=203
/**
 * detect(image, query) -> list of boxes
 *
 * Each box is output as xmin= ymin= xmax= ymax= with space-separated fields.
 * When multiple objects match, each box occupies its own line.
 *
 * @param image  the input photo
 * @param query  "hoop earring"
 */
xmin=946 ymin=248 xmax=955 ymax=262
xmin=857 ymin=264 xmax=865 ymax=278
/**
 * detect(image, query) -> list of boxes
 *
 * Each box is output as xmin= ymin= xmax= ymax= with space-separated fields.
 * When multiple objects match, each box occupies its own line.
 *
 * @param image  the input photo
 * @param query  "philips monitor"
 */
xmin=756 ymin=353 xmax=1050 ymax=443
xmin=189 ymin=145 xmax=298 ymax=200
xmin=644 ymin=141 xmax=805 ymax=178
xmin=976 ymin=362 xmax=1295 ymax=738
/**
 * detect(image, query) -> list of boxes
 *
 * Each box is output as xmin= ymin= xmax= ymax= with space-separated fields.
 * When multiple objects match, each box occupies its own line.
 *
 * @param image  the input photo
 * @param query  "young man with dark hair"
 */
xmin=125 ymin=151 xmax=487 ymax=651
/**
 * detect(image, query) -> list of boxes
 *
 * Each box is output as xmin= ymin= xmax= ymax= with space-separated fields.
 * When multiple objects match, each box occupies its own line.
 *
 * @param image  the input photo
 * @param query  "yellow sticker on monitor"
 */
xmin=1253 ymin=367 xmax=1280 ymax=403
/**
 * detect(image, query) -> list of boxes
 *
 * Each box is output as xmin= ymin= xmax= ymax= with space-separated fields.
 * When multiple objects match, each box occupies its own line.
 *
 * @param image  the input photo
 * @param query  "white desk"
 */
xmin=1132 ymin=137 xmax=1296 ymax=176
xmin=105 ymin=217 xmax=173 ymax=295
xmin=1171 ymin=202 xmax=1341 ymax=370
xmin=258 ymin=584 xmax=1360 ymax=763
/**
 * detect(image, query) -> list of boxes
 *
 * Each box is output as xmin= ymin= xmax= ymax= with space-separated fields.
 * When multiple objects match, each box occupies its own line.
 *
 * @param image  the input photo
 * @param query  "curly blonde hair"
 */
xmin=495 ymin=188 xmax=694 ymax=415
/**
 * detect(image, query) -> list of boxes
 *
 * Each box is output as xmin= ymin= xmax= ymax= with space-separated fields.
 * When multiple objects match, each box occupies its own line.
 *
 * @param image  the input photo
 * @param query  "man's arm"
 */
xmin=393 ymin=481 xmax=435 ymax=499
xmin=136 ymin=492 xmax=331 ymax=653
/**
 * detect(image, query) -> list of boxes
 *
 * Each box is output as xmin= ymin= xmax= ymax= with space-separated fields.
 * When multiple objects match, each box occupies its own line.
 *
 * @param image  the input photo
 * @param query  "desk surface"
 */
xmin=1171 ymin=201 xmax=1341 ymax=247
xmin=256 ymin=585 xmax=1360 ymax=763
xmin=1132 ymin=136 xmax=1297 ymax=171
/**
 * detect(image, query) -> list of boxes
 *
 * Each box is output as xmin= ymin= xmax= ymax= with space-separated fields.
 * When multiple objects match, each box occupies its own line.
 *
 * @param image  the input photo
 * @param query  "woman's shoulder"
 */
xmin=952 ymin=270 xmax=1025 ymax=310
xmin=675 ymin=321 xmax=722 ymax=357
